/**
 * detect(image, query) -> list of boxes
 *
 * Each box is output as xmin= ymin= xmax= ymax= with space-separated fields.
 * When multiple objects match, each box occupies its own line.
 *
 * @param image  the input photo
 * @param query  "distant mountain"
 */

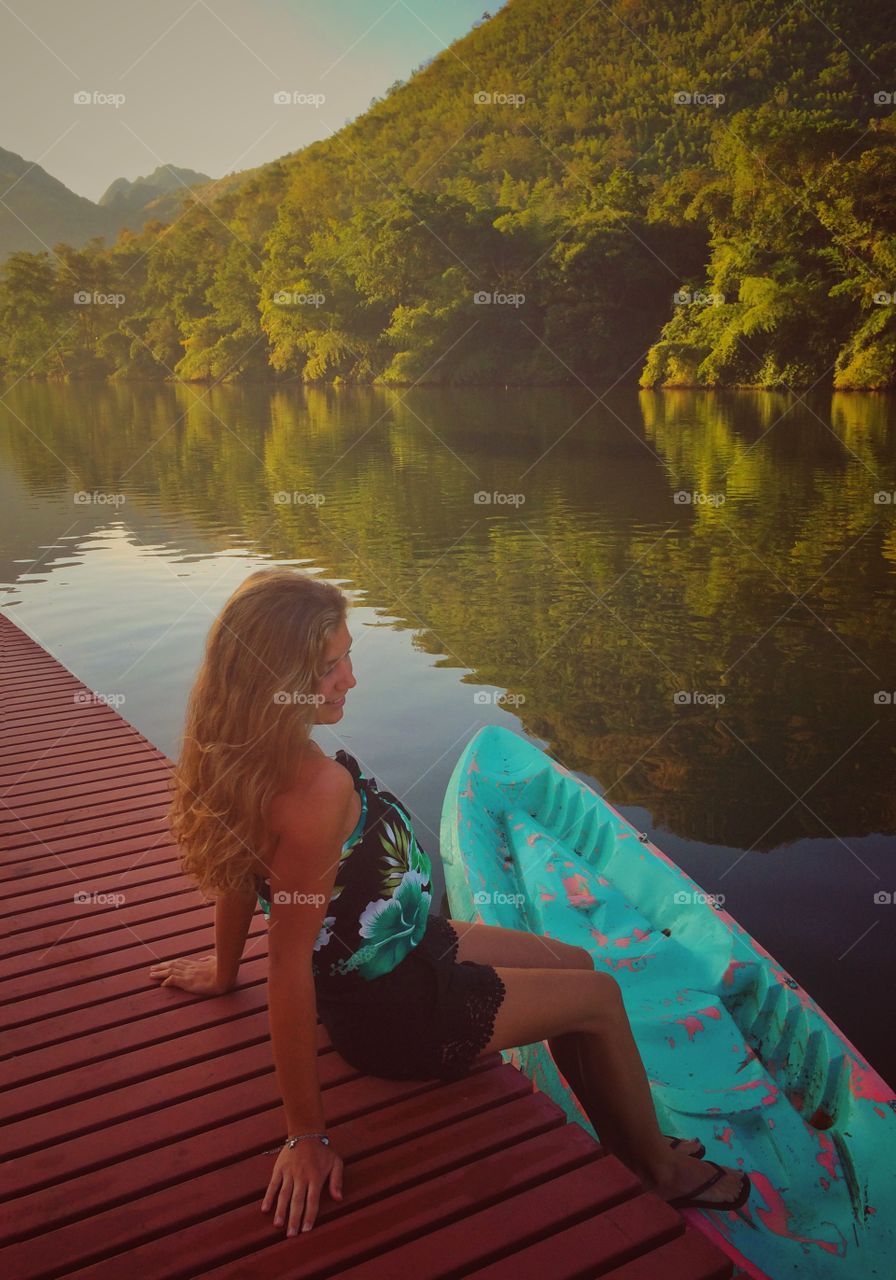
xmin=97 ymin=165 xmax=213 ymax=219
xmin=0 ymin=149 xmax=213 ymax=259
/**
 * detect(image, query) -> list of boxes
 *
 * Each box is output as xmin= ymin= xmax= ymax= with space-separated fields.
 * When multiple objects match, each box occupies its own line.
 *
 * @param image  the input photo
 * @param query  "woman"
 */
xmin=151 ymin=567 xmax=750 ymax=1239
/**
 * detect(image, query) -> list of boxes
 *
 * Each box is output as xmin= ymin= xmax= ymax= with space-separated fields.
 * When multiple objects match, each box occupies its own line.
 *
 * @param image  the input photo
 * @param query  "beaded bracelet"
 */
xmin=262 ymin=1132 xmax=330 ymax=1155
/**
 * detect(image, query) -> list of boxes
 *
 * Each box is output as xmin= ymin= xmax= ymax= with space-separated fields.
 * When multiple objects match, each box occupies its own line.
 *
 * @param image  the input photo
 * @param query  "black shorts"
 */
xmin=315 ymin=914 xmax=507 ymax=1082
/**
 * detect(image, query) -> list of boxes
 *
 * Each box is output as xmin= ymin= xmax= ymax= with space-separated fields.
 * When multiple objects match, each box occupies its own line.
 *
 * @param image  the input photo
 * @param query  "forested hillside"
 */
xmin=1 ymin=0 xmax=894 ymax=388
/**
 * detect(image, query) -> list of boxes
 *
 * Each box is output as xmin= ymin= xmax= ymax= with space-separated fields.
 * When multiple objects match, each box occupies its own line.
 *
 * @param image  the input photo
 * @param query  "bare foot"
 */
xmin=643 ymin=1151 xmax=749 ymax=1208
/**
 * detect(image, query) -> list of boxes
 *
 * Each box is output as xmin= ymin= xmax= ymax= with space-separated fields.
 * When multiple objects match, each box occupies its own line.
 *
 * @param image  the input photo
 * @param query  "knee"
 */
xmin=580 ymin=971 xmax=625 ymax=1031
xmin=574 ymin=945 xmax=594 ymax=970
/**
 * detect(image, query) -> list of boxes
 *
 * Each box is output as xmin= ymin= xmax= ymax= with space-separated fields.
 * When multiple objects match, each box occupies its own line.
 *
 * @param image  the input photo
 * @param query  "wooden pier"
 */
xmin=0 ymin=612 xmax=734 ymax=1278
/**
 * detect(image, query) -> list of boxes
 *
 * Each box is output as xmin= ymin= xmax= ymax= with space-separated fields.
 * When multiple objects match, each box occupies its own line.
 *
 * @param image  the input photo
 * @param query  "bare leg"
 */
xmin=547 ymin=1031 xmax=629 ymax=1154
xmin=452 ymin=923 xmax=702 ymax=1160
xmin=483 ymin=965 xmax=747 ymax=1204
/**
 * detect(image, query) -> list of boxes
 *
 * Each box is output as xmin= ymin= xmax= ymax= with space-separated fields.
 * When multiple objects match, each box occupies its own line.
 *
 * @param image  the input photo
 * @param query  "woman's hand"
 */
xmin=148 ymin=953 xmax=232 ymax=996
xmin=262 ymin=1139 xmax=344 ymax=1236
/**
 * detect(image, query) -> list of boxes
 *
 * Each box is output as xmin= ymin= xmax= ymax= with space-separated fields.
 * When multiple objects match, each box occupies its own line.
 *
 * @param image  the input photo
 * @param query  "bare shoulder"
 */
xmin=269 ymin=753 xmax=355 ymax=847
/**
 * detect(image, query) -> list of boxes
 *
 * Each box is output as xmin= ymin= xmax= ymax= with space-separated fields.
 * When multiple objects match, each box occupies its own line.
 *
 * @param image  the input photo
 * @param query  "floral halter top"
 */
xmin=254 ymin=749 xmax=433 ymax=985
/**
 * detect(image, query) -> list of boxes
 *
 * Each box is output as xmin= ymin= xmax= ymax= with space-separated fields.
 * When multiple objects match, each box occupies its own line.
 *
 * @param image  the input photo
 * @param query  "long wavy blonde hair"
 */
xmin=168 ymin=567 xmax=351 ymax=900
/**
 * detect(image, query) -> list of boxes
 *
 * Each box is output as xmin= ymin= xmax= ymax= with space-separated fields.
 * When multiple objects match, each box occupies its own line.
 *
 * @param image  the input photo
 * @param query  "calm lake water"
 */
xmin=2 ymin=382 xmax=894 ymax=1079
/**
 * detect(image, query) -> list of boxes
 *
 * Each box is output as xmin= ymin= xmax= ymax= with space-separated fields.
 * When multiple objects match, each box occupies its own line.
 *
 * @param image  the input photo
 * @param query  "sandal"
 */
xmin=665 ymin=1133 xmax=706 ymax=1159
xmin=668 ymin=1160 xmax=751 ymax=1212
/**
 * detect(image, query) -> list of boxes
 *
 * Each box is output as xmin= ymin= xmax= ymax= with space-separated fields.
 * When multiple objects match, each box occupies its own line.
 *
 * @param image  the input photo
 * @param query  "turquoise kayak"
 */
xmin=440 ymin=725 xmax=895 ymax=1280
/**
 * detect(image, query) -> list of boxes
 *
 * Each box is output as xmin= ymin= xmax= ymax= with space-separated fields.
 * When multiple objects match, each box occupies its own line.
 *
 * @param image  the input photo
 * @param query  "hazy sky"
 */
xmin=0 ymin=0 xmax=506 ymax=202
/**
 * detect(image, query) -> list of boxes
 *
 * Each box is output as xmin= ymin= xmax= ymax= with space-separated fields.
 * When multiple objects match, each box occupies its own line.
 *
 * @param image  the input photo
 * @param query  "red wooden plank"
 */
xmin=0 ymin=815 xmax=174 ymax=871
xmin=4 ymin=1071 xmax=541 ymax=1280
xmin=195 ymin=1126 xmax=612 ymax=1280
xmin=8 ymin=758 xmax=170 ymax=809
xmin=1 ymin=858 xmax=198 ymax=920
xmin=0 ymin=908 xmax=268 ymax=1002
xmin=464 ymin=1194 xmax=687 ymax=1279
xmin=0 ymin=880 xmax=218 ymax=979
xmin=0 ymin=740 xmax=161 ymax=786
xmin=596 ymin=1224 xmax=734 ymax=1279
xmin=0 ymin=963 xmax=268 ymax=1087
xmin=0 ymin=796 xmax=177 ymax=852
xmin=0 ymin=776 xmax=174 ymax=837
xmin=323 ymin=1156 xmax=645 ymax=1280
xmin=1 ymin=1007 xmax=275 ymax=1133
xmin=0 ymin=726 xmax=151 ymax=769
xmin=0 ymin=944 xmax=269 ymax=1056
xmin=1 ymin=1055 xmax=507 ymax=1256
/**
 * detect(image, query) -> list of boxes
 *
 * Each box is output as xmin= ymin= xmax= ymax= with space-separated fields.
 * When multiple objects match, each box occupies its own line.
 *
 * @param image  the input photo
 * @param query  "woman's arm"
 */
xmin=264 ymin=761 xmax=355 ymax=1131
xmin=268 ymin=962 xmax=327 ymax=1131
xmin=214 ymin=887 xmax=258 ymax=989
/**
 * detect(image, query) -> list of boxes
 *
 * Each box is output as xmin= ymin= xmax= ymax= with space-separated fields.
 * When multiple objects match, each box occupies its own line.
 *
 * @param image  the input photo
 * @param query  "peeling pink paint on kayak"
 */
xmin=729 ymin=1079 xmax=779 ymax=1106
xmin=816 ymin=1133 xmax=839 ymax=1182
xmin=599 ymin=953 xmax=657 ymax=971
xmin=698 ymin=1005 xmax=722 ymax=1021
xmin=748 ymin=1172 xmax=847 ymax=1256
xmin=676 ymin=1014 xmax=709 ymax=1041
xmin=848 ymin=1057 xmax=895 ymax=1102
xmin=716 ymin=1125 xmax=735 ymax=1146
xmin=611 ymin=926 xmax=652 ymax=949
xmin=722 ymin=959 xmax=751 ymax=986
xmin=562 ymin=873 xmax=597 ymax=907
